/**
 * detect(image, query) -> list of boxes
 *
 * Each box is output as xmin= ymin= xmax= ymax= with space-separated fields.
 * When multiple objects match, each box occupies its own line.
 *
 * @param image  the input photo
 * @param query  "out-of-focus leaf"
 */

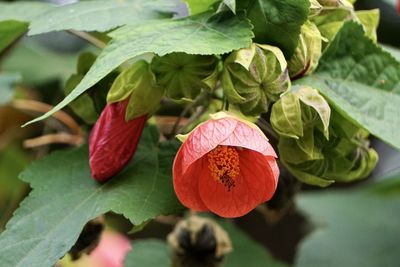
xmin=0 ymin=2 xmax=52 ymax=22
xmin=295 ymin=176 xmax=400 ymax=267
xmin=24 ymin=12 xmax=253 ymax=126
xmin=0 ymin=73 xmax=21 ymax=105
xmin=0 ymin=127 xmax=184 ymax=267
xmin=0 ymin=20 xmax=28 ymax=53
xmin=124 ymin=221 xmax=288 ymax=267
xmin=28 ymin=0 xmax=179 ymax=35
xmin=298 ymin=22 xmax=400 ymax=150
xmin=124 ymin=239 xmax=170 ymax=267
xmin=2 ymin=39 xmax=78 ymax=83
xmin=221 ymin=221 xmax=288 ymax=267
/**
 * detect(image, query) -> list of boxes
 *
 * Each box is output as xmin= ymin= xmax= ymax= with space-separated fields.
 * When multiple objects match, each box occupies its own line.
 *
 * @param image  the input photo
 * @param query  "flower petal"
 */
xmin=198 ymin=149 xmax=278 ymax=218
xmin=179 ymin=117 xmax=238 ymax=174
xmin=219 ymin=120 xmax=277 ymax=157
xmin=173 ymin=150 xmax=208 ymax=211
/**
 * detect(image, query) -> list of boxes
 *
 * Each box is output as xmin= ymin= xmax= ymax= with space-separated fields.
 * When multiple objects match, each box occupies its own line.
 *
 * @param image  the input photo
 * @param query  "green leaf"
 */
xmin=23 ymin=12 xmax=253 ymax=126
xmin=0 ymin=128 xmax=183 ymax=267
xmin=220 ymin=221 xmax=288 ymax=267
xmin=295 ymin=177 xmax=400 ymax=267
xmin=28 ymin=0 xmax=178 ymax=35
xmin=2 ymin=39 xmax=77 ymax=84
xmin=0 ymin=2 xmax=52 ymax=22
xmin=0 ymin=20 xmax=28 ymax=53
xmin=223 ymin=0 xmax=236 ymax=13
xmin=238 ymin=0 xmax=310 ymax=58
xmin=184 ymin=0 xmax=220 ymax=15
xmin=124 ymin=239 xmax=170 ymax=267
xmin=355 ymin=9 xmax=380 ymax=42
xmin=0 ymin=73 xmax=21 ymax=105
xmin=297 ymin=22 xmax=400 ymax=150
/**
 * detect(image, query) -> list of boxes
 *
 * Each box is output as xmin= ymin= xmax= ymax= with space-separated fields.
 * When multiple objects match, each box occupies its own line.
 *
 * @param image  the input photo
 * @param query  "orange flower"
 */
xmin=173 ymin=112 xmax=279 ymax=218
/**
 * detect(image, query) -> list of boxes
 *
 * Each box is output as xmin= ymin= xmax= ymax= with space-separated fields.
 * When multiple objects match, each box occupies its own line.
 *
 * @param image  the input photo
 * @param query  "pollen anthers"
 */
xmin=207 ymin=146 xmax=240 ymax=192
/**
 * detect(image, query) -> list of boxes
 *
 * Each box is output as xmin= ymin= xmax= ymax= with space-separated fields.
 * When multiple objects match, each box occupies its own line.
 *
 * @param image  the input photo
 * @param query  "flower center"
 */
xmin=207 ymin=146 xmax=240 ymax=192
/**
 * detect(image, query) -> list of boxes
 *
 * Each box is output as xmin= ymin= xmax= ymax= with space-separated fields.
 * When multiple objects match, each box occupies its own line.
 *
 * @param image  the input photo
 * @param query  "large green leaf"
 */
xmin=295 ymin=177 xmax=400 ymax=267
xmin=23 ymin=12 xmax=253 ymax=126
xmin=0 ymin=2 xmax=52 ymax=22
xmin=0 ymin=20 xmax=28 ymax=53
xmin=238 ymin=0 xmax=310 ymax=58
xmin=298 ymin=22 xmax=400 ymax=150
xmin=28 ymin=0 xmax=178 ymax=35
xmin=0 ymin=127 xmax=183 ymax=267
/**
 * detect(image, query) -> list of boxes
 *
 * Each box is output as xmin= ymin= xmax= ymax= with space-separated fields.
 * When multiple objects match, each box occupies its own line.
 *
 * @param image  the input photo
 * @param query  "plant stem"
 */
xmin=67 ymin=30 xmax=106 ymax=49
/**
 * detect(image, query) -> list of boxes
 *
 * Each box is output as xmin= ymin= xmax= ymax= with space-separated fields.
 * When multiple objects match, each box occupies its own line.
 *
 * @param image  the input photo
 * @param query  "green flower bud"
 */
xmin=272 ymin=89 xmax=378 ymax=187
xmin=222 ymin=43 xmax=290 ymax=116
xmin=107 ymin=60 xmax=164 ymax=120
xmin=271 ymin=86 xmax=330 ymax=139
xmin=288 ymin=21 xmax=323 ymax=79
xmin=151 ymin=52 xmax=219 ymax=101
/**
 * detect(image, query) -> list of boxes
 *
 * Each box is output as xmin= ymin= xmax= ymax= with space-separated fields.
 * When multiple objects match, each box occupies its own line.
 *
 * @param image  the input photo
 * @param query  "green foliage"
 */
xmin=28 ymin=0 xmax=178 ymax=35
xmin=24 ymin=12 xmax=253 ymax=126
xmin=0 ymin=127 xmax=183 ymax=267
xmin=237 ymin=0 xmax=310 ymax=58
xmin=299 ymin=22 xmax=400 ymax=150
xmin=0 ymin=20 xmax=28 ymax=53
xmin=124 ymin=220 xmax=287 ymax=267
xmin=184 ymin=0 xmax=220 ymax=14
xmin=0 ymin=2 xmax=52 ymax=22
xmin=124 ymin=239 xmax=170 ymax=267
xmin=2 ymin=39 xmax=77 ymax=84
xmin=295 ymin=177 xmax=400 ymax=267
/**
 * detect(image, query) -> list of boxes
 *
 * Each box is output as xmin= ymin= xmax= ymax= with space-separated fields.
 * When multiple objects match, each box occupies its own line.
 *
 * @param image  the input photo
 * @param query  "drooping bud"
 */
xmin=167 ymin=216 xmax=232 ymax=267
xmin=151 ymin=53 xmax=219 ymax=101
xmin=89 ymin=99 xmax=146 ymax=181
xmin=288 ymin=21 xmax=323 ymax=79
xmin=222 ymin=43 xmax=290 ymax=116
xmin=107 ymin=60 xmax=164 ymax=120
xmin=271 ymin=86 xmax=378 ymax=187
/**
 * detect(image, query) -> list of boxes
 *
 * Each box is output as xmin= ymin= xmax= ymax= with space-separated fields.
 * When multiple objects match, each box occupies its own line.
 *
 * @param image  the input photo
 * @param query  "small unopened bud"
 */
xmin=168 ymin=216 xmax=232 ymax=267
xmin=89 ymin=99 xmax=146 ymax=181
xmin=222 ymin=43 xmax=290 ymax=116
xmin=288 ymin=21 xmax=323 ymax=79
xmin=151 ymin=53 xmax=219 ymax=101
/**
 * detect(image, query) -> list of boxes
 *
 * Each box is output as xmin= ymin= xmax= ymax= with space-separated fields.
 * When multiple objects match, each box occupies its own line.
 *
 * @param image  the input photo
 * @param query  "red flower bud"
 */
xmin=89 ymin=99 xmax=146 ymax=181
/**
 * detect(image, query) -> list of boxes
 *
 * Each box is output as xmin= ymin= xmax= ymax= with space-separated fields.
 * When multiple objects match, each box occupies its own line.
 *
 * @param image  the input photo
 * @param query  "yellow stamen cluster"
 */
xmin=207 ymin=146 xmax=240 ymax=191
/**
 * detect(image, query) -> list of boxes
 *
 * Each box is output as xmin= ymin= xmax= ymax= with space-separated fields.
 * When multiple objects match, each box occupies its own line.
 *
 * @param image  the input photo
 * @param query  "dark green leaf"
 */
xmin=0 ymin=20 xmax=28 ymax=53
xmin=298 ymin=22 xmax=400 ymax=150
xmin=295 ymin=177 xmax=400 ymax=267
xmin=0 ymin=128 xmax=183 ymax=267
xmin=24 ymin=12 xmax=253 ymax=126
xmin=28 ymin=0 xmax=178 ymax=35
xmin=238 ymin=0 xmax=310 ymax=58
